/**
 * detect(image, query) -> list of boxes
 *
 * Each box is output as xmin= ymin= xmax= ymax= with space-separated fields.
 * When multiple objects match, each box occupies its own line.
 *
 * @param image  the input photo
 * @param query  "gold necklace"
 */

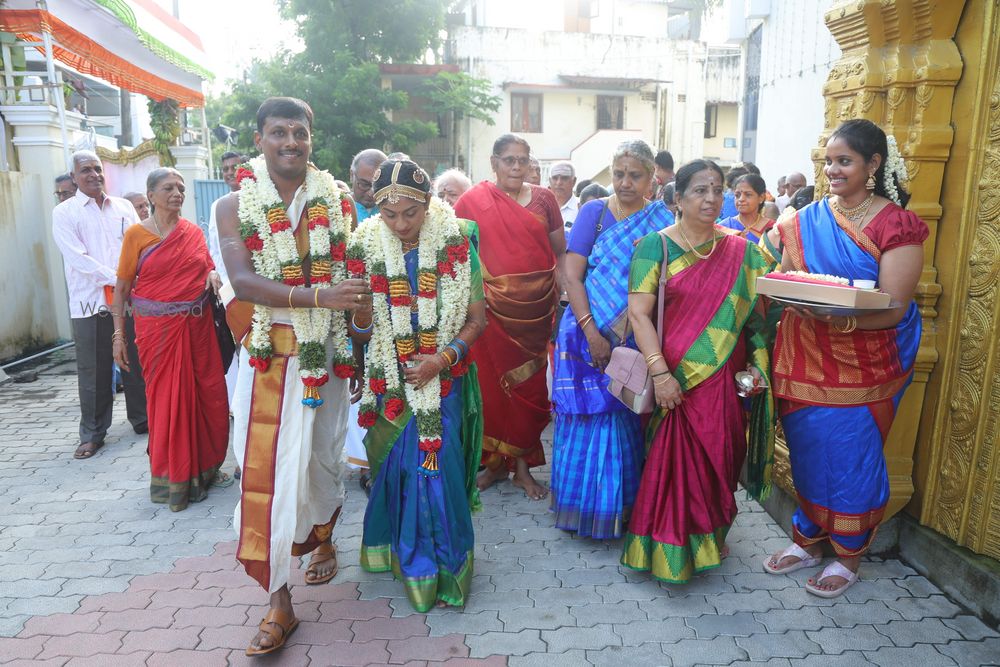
xmin=401 ymin=239 xmax=419 ymax=253
xmin=739 ymin=213 xmax=766 ymax=237
xmin=677 ymin=220 xmax=718 ymax=260
xmin=830 ymin=193 xmax=874 ymax=221
xmin=151 ymin=215 xmax=169 ymax=239
xmin=611 ymin=195 xmax=648 ymax=221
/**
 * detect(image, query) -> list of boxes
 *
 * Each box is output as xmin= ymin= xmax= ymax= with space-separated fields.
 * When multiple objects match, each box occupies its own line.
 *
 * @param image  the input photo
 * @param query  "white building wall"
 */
xmin=465 ymin=0 xmax=669 ymax=37
xmin=744 ymin=0 xmax=840 ymax=188
xmin=590 ymin=0 xmax=669 ymax=38
xmin=0 ymin=171 xmax=60 ymax=359
xmin=453 ymin=24 xmax=713 ymax=181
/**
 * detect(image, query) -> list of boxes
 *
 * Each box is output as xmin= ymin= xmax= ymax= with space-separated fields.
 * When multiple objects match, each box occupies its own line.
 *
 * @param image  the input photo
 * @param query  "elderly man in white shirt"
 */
xmin=52 ymin=150 xmax=147 ymax=459
xmin=548 ymin=161 xmax=579 ymax=233
xmin=207 ymin=150 xmax=245 ymax=403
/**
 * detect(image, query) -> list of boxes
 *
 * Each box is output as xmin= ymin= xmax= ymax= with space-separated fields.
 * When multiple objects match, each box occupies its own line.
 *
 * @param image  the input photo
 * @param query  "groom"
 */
xmin=216 ymin=97 xmax=372 ymax=655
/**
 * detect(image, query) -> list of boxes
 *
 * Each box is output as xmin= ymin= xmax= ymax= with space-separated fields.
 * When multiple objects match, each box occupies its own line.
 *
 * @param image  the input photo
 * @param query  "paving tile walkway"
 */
xmin=1 ymin=351 xmax=998 ymax=665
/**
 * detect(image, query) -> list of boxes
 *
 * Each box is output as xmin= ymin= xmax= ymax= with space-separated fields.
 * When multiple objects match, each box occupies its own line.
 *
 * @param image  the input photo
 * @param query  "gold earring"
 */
xmin=866 ymin=173 xmax=877 ymax=191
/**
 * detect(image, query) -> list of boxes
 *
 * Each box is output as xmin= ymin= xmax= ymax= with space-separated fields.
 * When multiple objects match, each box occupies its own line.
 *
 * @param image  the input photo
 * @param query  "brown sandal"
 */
xmin=304 ymin=542 xmax=338 ymax=585
xmin=245 ymin=607 xmax=299 ymax=657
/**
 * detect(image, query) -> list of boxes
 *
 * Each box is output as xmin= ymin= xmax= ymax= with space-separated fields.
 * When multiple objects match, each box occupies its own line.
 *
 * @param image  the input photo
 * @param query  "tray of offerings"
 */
xmin=756 ymin=272 xmax=894 ymax=313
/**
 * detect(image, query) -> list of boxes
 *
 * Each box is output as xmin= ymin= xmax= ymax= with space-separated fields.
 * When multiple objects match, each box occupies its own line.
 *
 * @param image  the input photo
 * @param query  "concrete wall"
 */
xmin=743 ymin=0 xmax=840 ymax=187
xmin=0 ymin=171 xmax=61 ymax=360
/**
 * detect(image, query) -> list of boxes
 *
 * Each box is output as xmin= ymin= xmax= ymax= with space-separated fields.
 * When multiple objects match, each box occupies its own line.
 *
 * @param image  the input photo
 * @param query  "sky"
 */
xmin=174 ymin=0 xmax=300 ymax=94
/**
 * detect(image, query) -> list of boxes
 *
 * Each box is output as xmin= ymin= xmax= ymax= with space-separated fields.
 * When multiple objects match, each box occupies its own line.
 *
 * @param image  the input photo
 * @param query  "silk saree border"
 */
xmin=774 ymin=373 xmax=910 ymax=407
xmin=236 ymin=324 xmax=295 ymax=590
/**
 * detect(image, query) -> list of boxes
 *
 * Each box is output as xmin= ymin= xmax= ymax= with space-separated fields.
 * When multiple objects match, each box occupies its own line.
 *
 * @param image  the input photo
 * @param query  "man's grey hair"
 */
xmin=122 ymin=191 xmax=146 ymax=201
xmin=55 ymin=173 xmax=74 ymax=185
xmin=351 ymin=149 xmax=387 ymax=176
xmin=71 ymin=149 xmax=100 ymax=169
xmin=434 ymin=168 xmax=472 ymax=192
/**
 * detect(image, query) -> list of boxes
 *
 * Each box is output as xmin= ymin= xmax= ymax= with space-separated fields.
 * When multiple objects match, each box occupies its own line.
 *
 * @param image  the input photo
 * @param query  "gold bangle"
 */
xmin=288 ymin=286 xmax=295 ymax=309
xmin=314 ymin=287 xmax=321 ymax=308
xmin=577 ymin=314 xmax=594 ymax=329
xmin=645 ymin=353 xmax=664 ymax=367
xmin=653 ymin=375 xmax=673 ymax=385
xmin=835 ymin=315 xmax=857 ymax=333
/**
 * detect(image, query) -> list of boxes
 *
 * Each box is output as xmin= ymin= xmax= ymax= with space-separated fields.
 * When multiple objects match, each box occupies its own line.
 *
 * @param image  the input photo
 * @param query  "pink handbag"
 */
xmin=605 ymin=233 xmax=668 ymax=414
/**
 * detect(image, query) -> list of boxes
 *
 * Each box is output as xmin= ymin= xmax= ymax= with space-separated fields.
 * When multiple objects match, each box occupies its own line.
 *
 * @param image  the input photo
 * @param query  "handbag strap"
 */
xmin=654 ymin=231 xmax=668 ymax=342
xmin=593 ymin=198 xmax=610 ymax=241
xmin=619 ymin=230 xmax=671 ymax=345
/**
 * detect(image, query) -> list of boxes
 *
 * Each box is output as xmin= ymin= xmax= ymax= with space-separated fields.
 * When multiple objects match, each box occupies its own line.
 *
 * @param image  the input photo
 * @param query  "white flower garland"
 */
xmin=236 ymin=156 xmax=353 ymax=406
xmin=883 ymin=135 xmax=908 ymax=206
xmin=349 ymin=197 xmax=472 ymax=473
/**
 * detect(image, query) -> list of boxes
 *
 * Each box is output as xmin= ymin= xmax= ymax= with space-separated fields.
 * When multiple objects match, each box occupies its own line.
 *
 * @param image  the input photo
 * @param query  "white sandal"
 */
xmin=763 ymin=542 xmax=822 ymax=574
xmin=805 ymin=560 xmax=859 ymax=598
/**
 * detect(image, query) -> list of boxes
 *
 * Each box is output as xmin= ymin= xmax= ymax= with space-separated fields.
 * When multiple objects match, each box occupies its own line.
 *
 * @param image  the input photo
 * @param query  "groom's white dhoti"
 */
xmin=232 ymin=324 xmax=348 ymax=592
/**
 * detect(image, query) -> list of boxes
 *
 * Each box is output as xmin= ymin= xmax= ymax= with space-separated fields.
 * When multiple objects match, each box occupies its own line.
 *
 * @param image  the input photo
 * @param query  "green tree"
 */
xmin=207 ymin=0 xmax=496 ymax=179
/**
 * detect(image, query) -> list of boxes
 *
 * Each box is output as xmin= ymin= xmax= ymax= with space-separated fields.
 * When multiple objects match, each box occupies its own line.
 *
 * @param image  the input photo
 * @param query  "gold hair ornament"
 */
xmin=374 ymin=161 xmax=428 ymax=205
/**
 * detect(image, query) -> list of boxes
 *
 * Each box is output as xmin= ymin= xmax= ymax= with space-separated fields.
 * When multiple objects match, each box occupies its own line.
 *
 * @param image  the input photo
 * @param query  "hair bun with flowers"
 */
xmin=883 ymin=135 xmax=908 ymax=206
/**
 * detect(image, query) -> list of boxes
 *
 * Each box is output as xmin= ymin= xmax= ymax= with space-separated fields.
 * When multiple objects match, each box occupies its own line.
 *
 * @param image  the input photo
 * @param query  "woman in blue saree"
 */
xmin=763 ymin=120 xmax=928 ymax=597
xmin=349 ymin=160 xmax=486 ymax=611
xmin=719 ymin=173 xmax=772 ymax=243
xmin=551 ymin=140 xmax=667 ymax=539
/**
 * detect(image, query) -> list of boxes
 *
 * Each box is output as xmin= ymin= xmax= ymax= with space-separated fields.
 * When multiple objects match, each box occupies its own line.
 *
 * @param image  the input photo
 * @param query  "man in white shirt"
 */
xmin=548 ymin=161 xmax=578 ymax=233
xmin=207 ymin=151 xmax=246 ymax=405
xmin=52 ymin=150 xmax=147 ymax=459
xmin=777 ymin=172 xmax=807 ymax=211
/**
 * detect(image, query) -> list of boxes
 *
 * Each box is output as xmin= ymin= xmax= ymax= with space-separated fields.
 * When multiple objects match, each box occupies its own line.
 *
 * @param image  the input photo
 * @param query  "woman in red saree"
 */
xmin=112 ymin=168 xmax=231 ymax=512
xmin=453 ymin=134 xmax=566 ymax=500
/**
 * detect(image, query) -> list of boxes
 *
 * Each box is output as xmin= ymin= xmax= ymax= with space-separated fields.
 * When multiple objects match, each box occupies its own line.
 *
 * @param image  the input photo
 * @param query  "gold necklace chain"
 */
xmin=677 ymin=221 xmax=718 ymax=260
xmin=401 ymin=239 xmax=419 ymax=253
xmin=151 ymin=215 xmax=168 ymax=239
xmin=611 ymin=194 xmax=649 ymax=221
xmin=740 ymin=213 xmax=766 ymax=237
xmin=830 ymin=193 xmax=874 ymax=220
xmin=611 ymin=195 xmax=623 ymax=219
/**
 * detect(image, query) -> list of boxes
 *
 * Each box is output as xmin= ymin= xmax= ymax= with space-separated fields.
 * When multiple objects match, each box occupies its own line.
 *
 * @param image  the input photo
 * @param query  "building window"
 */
xmin=597 ymin=95 xmax=624 ymax=130
xmin=704 ymin=104 xmax=718 ymax=138
xmin=511 ymin=93 xmax=543 ymax=133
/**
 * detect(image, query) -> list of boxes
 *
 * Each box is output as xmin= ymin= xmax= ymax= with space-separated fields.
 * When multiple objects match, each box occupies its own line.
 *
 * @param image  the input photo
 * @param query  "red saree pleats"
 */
xmin=132 ymin=220 xmax=229 ymax=510
xmin=456 ymin=183 xmax=557 ymax=470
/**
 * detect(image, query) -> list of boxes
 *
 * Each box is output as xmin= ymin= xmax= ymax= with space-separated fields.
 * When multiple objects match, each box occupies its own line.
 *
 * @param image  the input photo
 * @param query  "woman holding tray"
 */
xmin=621 ymin=159 xmax=773 ymax=583
xmin=763 ymin=119 xmax=928 ymax=597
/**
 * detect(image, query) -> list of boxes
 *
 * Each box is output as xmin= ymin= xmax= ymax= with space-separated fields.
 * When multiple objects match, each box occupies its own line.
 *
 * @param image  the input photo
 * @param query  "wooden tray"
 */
xmin=757 ymin=276 xmax=892 ymax=309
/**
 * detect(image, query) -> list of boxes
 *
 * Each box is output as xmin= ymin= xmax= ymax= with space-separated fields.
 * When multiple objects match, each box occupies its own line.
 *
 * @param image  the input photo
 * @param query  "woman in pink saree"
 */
xmin=621 ymin=160 xmax=773 ymax=582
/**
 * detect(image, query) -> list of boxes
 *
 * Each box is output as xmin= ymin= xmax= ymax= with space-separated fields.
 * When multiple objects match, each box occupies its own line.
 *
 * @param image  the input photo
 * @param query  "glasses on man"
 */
xmin=55 ymin=190 xmax=75 ymax=202
xmin=494 ymin=155 xmax=530 ymax=168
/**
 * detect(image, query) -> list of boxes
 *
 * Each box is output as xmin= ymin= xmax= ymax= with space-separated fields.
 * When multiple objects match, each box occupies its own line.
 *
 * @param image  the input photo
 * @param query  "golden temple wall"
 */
xmin=918 ymin=0 xmax=1000 ymax=561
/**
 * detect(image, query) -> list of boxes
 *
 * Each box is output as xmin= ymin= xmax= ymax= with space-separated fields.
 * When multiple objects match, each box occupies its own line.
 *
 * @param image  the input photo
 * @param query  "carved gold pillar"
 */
xmin=919 ymin=0 xmax=1000 ymax=560
xmin=773 ymin=0 xmax=958 ymax=520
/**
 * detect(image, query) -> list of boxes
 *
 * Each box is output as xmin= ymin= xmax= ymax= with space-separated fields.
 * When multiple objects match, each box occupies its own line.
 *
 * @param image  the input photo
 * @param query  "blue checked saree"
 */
xmin=551 ymin=199 xmax=672 ymax=539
